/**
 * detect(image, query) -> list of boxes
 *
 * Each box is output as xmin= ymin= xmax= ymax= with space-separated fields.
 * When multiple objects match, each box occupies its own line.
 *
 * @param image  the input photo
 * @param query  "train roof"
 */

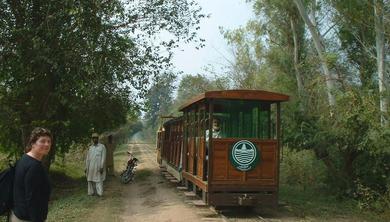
xmin=162 ymin=116 xmax=183 ymax=127
xmin=179 ymin=89 xmax=289 ymax=111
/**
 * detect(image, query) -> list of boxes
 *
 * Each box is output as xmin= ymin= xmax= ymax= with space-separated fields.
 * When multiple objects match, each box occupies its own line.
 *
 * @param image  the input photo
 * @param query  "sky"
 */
xmin=171 ymin=0 xmax=253 ymax=78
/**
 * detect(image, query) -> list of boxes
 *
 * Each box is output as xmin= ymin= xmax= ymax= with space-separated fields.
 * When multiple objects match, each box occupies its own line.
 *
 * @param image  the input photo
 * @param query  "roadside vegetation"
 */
xmin=279 ymin=149 xmax=390 ymax=221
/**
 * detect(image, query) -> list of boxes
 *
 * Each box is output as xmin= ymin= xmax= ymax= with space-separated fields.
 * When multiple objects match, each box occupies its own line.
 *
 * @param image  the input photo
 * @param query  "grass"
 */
xmin=278 ymin=148 xmax=390 ymax=222
xmin=279 ymin=182 xmax=390 ymax=221
xmin=135 ymin=169 xmax=153 ymax=182
xmin=47 ymin=157 xmax=97 ymax=221
xmin=46 ymin=143 xmax=129 ymax=222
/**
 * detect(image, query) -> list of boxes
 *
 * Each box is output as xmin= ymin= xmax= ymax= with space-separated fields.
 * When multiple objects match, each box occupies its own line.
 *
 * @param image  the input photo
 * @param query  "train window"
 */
xmin=213 ymin=100 xmax=275 ymax=139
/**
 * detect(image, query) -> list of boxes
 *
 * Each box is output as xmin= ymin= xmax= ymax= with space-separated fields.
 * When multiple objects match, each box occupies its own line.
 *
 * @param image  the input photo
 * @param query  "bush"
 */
xmin=354 ymin=181 xmax=390 ymax=213
xmin=280 ymin=148 xmax=327 ymax=190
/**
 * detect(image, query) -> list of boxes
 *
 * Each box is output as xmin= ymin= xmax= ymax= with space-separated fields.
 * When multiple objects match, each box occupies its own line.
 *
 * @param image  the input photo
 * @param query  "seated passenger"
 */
xmin=205 ymin=118 xmax=223 ymax=141
xmin=205 ymin=118 xmax=223 ymax=163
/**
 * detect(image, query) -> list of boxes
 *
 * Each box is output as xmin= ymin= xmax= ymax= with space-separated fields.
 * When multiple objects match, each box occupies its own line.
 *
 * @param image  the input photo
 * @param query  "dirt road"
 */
xmin=119 ymin=142 xmax=224 ymax=222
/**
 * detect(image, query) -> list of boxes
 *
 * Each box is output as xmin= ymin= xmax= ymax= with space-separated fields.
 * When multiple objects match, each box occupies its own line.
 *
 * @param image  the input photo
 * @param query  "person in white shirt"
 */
xmin=206 ymin=118 xmax=222 ymax=142
xmin=85 ymin=133 xmax=107 ymax=196
xmin=205 ymin=118 xmax=224 ymax=159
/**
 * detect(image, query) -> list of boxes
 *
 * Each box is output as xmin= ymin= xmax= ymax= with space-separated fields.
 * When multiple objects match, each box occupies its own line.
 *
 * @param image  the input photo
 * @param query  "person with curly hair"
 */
xmin=11 ymin=127 xmax=52 ymax=222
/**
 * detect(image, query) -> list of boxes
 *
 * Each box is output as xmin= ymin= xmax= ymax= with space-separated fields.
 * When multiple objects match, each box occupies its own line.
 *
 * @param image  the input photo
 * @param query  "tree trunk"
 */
xmin=290 ymin=17 xmax=306 ymax=112
xmin=293 ymin=0 xmax=338 ymax=109
xmin=374 ymin=0 xmax=388 ymax=126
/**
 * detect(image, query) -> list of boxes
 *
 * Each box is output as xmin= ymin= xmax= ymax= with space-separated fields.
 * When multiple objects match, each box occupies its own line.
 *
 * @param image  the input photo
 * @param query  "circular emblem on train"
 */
xmin=229 ymin=140 xmax=260 ymax=171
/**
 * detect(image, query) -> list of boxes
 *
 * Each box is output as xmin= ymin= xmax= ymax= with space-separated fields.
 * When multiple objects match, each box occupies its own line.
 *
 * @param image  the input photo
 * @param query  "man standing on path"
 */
xmin=85 ymin=133 xmax=107 ymax=196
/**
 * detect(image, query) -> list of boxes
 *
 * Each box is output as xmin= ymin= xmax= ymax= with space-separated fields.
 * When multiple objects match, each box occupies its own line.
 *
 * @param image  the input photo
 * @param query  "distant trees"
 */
xmin=0 ymin=0 xmax=204 ymax=167
xmin=144 ymin=73 xmax=177 ymax=129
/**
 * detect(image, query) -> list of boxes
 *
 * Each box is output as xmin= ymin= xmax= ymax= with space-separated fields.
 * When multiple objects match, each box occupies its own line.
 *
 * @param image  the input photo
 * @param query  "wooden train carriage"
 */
xmin=179 ymin=90 xmax=289 ymax=207
xmin=159 ymin=117 xmax=184 ymax=180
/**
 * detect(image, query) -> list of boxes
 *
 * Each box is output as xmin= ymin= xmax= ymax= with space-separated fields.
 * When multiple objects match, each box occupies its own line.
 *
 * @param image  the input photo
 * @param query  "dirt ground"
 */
xmin=119 ymin=142 xmax=218 ymax=222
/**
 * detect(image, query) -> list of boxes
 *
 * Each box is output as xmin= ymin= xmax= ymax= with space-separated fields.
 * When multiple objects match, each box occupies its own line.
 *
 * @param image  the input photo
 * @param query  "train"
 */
xmin=157 ymin=90 xmax=289 ymax=207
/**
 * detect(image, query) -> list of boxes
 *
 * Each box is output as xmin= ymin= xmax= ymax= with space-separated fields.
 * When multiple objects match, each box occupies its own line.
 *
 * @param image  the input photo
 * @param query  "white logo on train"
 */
xmin=230 ymin=140 xmax=260 ymax=171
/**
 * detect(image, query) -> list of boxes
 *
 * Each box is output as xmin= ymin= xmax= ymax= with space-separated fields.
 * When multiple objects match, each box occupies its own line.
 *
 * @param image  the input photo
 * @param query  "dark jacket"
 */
xmin=13 ymin=154 xmax=51 ymax=222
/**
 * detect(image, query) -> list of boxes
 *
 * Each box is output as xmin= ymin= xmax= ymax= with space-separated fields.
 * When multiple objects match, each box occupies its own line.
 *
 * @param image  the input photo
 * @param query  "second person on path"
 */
xmin=85 ymin=133 xmax=106 ymax=196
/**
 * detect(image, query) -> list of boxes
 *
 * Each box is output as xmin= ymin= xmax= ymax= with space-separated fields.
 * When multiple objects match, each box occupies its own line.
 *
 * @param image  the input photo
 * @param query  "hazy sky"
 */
xmin=171 ymin=0 xmax=253 ymax=77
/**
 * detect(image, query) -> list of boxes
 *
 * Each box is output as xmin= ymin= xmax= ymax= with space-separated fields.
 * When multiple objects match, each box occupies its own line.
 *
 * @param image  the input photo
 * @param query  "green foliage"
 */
xmin=280 ymin=149 xmax=327 ymax=190
xmin=221 ymin=25 xmax=265 ymax=89
xmin=114 ymin=121 xmax=143 ymax=144
xmin=0 ymin=0 xmax=204 ymax=166
xmin=176 ymin=74 xmax=214 ymax=103
xmin=279 ymin=184 xmax=389 ymax=221
xmin=284 ymin=89 xmax=390 ymax=207
xmin=354 ymin=178 xmax=390 ymax=213
xmin=144 ymin=73 xmax=177 ymax=129
xmin=330 ymin=0 xmax=376 ymax=89
xmin=169 ymin=74 xmax=229 ymax=115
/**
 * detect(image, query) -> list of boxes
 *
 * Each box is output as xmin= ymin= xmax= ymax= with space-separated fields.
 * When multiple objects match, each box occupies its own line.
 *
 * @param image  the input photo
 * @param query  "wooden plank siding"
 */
xmin=161 ymin=118 xmax=184 ymax=170
xmin=196 ymin=137 xmax=205 ymax=180
xmin=210 ymin=139 xmax=278 ymax=191
xmin=187 ymin=137 xmax=195 ymax=174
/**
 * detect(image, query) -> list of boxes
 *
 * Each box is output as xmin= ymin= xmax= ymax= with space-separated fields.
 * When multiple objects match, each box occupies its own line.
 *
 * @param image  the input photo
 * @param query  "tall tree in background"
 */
xmin=170 ymin=74 xmax=228 ymax=115
xmin=330 ymin=0 xmax=388 ymax=124
xmin=294 ymin=0 xmax=338 ymax=109
xmin=221 ymin=26 xmax=264 ymax=89
xmin=176 ymin=74 xmax=214 ymax=104
xmin=224 ymin=0 xmax=308 ymax=111
xmin=374 ymin=0 xmax=389 ymax=126
xmin=330 ymin=0 xmax=376 ymax=89
xmin=144 ymin=73 xmax=176 ymax=129
xmin=0 ymin=0 xmax=204 ymax=167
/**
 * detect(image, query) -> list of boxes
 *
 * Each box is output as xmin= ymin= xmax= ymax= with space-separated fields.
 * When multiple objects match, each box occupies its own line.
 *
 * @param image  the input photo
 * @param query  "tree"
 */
xmin=176 ymin=74 xmax=214 ymax=104
xmin=374 ymin=0 xmax=389 ymax=126
xmin=294 ymin=0 xmax=338 ymax=109
xmin=170 ymin=74 xmax=229 ymax=115
xmin=223 ymin=0 xmax=308 ymax=111
xmin=330 ymin=0 xmax=377 ymax=90
xmin=144 ymin=73 xmax=177 ymax=129
xmin=0 ymin=0 xmax=204 ymax=167
xmin=221 ymin=25 xmax=264 ymax=90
